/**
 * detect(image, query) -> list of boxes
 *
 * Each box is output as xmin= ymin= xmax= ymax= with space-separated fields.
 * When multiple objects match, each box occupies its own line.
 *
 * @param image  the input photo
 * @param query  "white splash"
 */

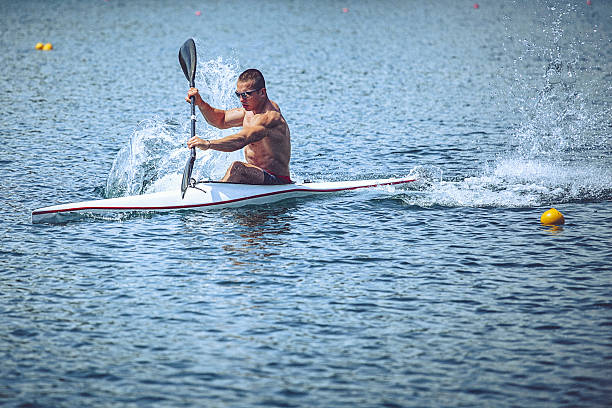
xmin=397 ymin=4 xmax=611 ymax=209
xmin=106 ymin=55 xmax=244 ymax=197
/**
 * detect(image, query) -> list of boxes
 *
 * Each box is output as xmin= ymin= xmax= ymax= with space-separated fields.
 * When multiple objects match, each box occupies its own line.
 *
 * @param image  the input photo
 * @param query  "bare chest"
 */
xmin=242 ymin=112 xmax=258 ymax=128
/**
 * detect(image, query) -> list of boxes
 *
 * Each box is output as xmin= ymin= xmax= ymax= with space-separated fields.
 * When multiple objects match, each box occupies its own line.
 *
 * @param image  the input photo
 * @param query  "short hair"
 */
xmin=238 ymin=69 xmax=266 ymax=90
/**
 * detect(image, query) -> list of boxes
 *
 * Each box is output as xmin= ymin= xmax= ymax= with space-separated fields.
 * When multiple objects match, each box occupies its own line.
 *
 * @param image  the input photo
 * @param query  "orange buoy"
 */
xmin=35 ymin=42 xmax=44 ymax=50
xmin=42 ymin=43 xmax=53 ymax=51
xmin=540 ymin=208 xmax=565 ymax=225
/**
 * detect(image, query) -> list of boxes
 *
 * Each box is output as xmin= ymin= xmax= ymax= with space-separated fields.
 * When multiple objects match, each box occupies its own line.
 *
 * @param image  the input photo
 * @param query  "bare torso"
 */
xmin=243 ymin=100 xmax=291 ymax=178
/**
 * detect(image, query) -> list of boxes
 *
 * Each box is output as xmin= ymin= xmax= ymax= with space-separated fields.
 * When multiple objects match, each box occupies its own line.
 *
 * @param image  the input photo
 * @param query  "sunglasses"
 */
xmin=234 ymin=88 xmax=261 ymax=99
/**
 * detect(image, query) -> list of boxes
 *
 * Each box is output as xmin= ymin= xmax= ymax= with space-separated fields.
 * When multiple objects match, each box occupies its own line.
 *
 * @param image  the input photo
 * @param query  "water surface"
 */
xmin=1 ymin=1 xmax=611 ymax=406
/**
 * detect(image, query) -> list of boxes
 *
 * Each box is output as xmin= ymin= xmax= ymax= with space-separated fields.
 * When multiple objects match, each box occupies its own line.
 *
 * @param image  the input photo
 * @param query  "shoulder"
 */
xmin=254 ymin=109 xmax=283 ymax=128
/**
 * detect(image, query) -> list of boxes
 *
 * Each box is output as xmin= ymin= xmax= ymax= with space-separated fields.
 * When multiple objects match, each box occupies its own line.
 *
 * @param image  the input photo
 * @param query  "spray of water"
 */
xmin=105 ymin=118 xmax=179 ymax=197
xmin=401 ymin=3 xmax=611 ymax=208
xmin=105 ymin=54 xmax=244 ymax=197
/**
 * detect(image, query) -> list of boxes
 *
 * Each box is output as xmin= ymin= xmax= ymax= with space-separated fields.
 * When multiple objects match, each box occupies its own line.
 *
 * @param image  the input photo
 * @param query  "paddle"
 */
xmin=179 ymin=38 xmax=197 ymax=198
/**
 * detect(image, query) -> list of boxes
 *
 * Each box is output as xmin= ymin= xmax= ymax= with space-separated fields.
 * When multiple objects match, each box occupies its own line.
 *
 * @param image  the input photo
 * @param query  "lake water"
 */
xmin=1 ymin=0 xmax=611 ymax=406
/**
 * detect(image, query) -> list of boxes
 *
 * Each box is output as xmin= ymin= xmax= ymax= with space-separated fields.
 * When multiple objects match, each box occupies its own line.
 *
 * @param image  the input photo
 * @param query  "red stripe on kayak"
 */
xmin=31 ymin=179 xmax=415 ymax=216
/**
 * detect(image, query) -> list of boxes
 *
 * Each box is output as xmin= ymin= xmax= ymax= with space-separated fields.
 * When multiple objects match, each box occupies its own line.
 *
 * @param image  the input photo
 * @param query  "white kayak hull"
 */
xmin=31 ymin=177 xmax=416 ymax=223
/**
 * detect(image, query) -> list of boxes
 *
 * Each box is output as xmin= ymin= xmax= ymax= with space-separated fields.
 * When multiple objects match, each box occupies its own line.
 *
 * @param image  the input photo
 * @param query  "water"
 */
xmin=1 ymin=0 xmax=611 ymax=406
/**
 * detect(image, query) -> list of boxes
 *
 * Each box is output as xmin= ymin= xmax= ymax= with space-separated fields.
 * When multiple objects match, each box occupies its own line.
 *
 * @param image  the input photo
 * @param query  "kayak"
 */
xmin=31 ymin=176 xmax=416 ymax=223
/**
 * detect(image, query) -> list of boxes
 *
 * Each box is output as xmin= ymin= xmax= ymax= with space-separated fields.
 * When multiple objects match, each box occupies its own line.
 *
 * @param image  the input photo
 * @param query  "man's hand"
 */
xmin=185 ymin=87 xmax=204 ymax=106
xmin=187 ymin=136 xmax=211 ymax=151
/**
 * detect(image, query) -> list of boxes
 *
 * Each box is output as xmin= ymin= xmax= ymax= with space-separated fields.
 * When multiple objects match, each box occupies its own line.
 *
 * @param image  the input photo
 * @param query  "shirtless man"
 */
xmin=185 ymin=69 xmax=292 ymax=184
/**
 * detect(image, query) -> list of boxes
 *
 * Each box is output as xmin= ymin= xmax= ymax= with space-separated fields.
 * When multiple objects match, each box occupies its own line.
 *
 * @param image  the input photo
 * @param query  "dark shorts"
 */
xmin=262 ymin=170 xmax=293 ymax=185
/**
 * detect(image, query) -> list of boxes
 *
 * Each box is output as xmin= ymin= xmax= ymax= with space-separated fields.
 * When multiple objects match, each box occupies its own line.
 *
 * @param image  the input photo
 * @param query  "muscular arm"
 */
xmin=187 ymin=124 xmax=268 ymax=152
xmin=187 ymin=88 xmax=244 ymax=129
xmin=197 ymin=103 xmax=245 ymax=129
xmin=208 ymin=125 xmax=267 ymax=152
xmin=187 ymin=111 xmax=283 ymax=152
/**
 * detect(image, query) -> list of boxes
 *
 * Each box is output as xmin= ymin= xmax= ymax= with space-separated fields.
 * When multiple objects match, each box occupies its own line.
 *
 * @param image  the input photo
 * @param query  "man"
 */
xmin=185 ymin=69 xmax=292 ymax=184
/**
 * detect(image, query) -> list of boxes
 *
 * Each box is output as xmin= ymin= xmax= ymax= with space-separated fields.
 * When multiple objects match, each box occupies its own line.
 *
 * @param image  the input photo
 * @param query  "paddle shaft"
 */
xmin=190 ymin=93 xmax=196 ymax=159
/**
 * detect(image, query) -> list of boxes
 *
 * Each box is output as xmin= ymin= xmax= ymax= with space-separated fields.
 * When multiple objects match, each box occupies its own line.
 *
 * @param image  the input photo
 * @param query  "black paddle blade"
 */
xmin=179 ymin=39 xmax=197 ymax=87
xmin=181 ymin=152 xmax=196 ymax=199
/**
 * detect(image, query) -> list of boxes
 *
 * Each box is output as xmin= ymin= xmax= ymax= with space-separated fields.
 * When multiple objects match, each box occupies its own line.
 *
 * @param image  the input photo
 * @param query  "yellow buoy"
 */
xmin=540 ymin=208 xmax=565 ymax=225
xmin=42 ymin=43 xmax=53 ymax=51
xmin=35 ymin=42 xmax=44 ymax=50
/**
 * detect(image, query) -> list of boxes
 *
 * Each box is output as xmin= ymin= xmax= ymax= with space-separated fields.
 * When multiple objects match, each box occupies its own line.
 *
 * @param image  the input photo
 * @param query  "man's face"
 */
xmin=236 ymin=80 xmax=263 ymax=111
